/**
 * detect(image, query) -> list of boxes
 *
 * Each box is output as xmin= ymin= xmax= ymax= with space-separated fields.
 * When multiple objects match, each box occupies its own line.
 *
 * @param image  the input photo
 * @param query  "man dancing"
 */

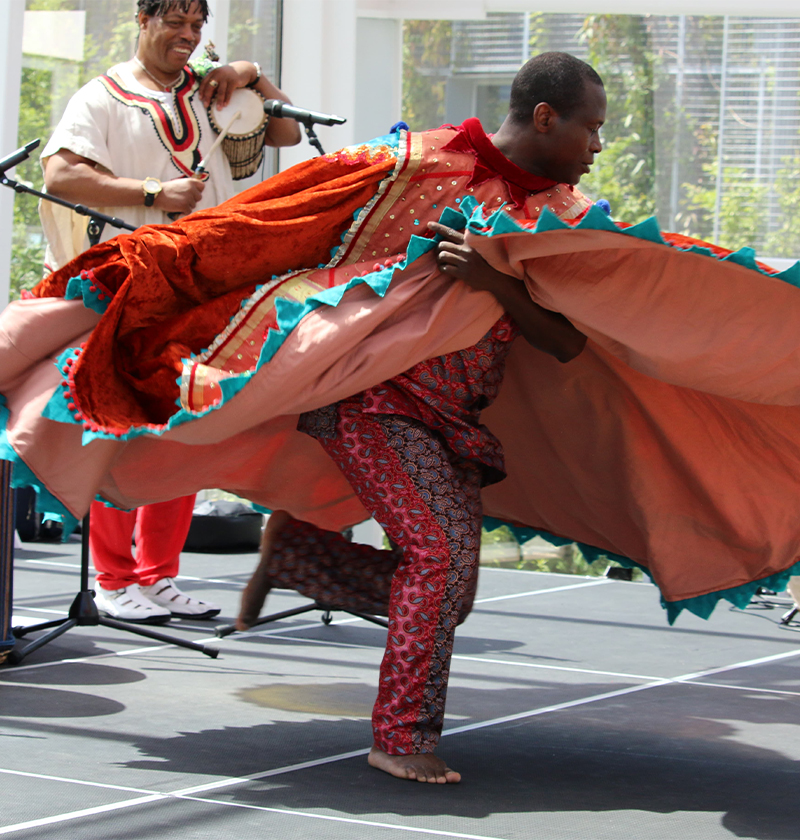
xmin=7 ymin=47 xmax=799 ymax=786
xmin=235 ymin=51 xmax=605 ymax=783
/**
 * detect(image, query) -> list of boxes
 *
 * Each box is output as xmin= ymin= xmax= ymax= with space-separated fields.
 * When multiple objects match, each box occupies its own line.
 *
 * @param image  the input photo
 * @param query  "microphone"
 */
xmin=263 ymin=99 xmax=346 ymax=127
xmin=0 ymin=138 xmax=41 ymax=173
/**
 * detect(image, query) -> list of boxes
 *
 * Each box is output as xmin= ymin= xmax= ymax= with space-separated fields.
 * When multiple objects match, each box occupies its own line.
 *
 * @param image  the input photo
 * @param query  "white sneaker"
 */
xmin=94 ymin=583 xmax=172 ymax=624
xmin=140 ymin=577 xmax=221 ymax=619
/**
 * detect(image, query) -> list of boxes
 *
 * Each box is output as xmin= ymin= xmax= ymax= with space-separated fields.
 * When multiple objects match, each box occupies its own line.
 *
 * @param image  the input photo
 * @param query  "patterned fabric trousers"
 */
xmin=271 ymin=410 xmax=484 ymax=755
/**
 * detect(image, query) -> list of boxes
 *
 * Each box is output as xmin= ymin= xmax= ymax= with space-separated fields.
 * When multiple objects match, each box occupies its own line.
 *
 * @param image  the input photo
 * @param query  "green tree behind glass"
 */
xmin=578 ymin=15 xmax=656 ymax=223
xmin=11 ymin=2 xmax=137 ymax=299
xmin=401 ymin=20 xmax=452 ymax=131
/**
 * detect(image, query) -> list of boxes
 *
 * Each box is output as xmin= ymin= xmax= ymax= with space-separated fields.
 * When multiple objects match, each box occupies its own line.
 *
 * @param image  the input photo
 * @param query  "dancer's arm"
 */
xmin=428 ymin=221 xmax=586 ymax=362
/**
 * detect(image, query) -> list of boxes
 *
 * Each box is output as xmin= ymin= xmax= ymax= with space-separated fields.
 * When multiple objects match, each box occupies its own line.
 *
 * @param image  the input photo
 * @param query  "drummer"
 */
xmin=37 ymin=0 xmax=302 ymax=626
xmin=41 ymin=0 xmax=301 ymax=269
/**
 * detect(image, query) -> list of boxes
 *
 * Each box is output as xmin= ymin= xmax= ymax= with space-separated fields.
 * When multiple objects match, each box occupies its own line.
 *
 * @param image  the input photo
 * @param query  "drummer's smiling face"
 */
xmin=137 ymin=2 xmax=205 ymax=76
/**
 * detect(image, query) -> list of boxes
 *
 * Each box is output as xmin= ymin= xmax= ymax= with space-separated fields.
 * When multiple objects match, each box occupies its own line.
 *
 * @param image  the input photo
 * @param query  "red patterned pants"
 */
xmin=273 ymin=410 xmax=484 ymax=755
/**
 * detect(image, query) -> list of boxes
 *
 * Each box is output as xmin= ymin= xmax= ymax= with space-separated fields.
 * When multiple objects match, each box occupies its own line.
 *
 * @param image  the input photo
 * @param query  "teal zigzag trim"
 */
xmin=475 ymin=208 xmax=800 ymax=623
xmin=465 ymin=201 xmax=800 ymax=287
xmin=41 ymin=216 xmax=445 ymax=446
xmin=24 ymin=197 xmax=800 ymax=594
xmin=483 ymin=516 xmax=800 ymax=624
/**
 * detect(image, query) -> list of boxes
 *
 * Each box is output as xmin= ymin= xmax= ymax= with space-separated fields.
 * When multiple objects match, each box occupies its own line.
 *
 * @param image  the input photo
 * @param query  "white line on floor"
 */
xmin=473 ymin=578 xmax=611 ymax=604
xmin=18 ymin=560 xmax=243 ymax=588
xmin=441 ymin=646 xmax=800 ymax=739
xmin=0 ymin=767 xmax=155 ymax=794
xmin=19 ymin=560 xmax=81 ymax=569
xmin=0 ymin=761 xmax=508 ymax=840
xmin=452 ymin=655 xmax=661 ymax=681
xmin=7 ymin=576 xmax=605 ymax=631
xmin=3 ymin=644 xmax=800 ymax=836
xmin=672 ymin=647 xmax=800 ymax=681
xmin=176 ymin=794 xmax=514 ymax=840
xmin=0 ymin=795 xmax=166 ymax=836
xmin=684 ymin=680 xmax=800 ymax=697
xmin=254 ymin=634 xmax=665 ymax=682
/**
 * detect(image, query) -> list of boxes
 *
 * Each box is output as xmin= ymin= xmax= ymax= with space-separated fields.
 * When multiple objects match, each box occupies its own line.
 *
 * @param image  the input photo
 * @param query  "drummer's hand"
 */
xmin=198 ymin=65 xmax=243 ymax=109
xmin=155 ymin=177 xmax=205 ymax=214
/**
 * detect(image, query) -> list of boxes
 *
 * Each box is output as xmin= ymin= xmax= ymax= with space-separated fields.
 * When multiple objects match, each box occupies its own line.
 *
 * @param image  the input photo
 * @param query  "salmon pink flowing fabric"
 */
xmin=3 ymin=125 xmax=800 ymax=620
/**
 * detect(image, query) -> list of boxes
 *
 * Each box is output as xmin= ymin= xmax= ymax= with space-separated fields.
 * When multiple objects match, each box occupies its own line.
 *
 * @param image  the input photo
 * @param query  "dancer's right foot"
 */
xmin=235 ymin=510 xmax=291 ymax=631
xmin=368 ymin=746 xmax=461 ymax=783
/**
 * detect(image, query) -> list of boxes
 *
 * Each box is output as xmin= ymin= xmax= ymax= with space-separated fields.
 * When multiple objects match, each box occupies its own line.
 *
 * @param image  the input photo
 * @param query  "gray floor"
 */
xmin=3 ymin=534 xmax=800 ymax=839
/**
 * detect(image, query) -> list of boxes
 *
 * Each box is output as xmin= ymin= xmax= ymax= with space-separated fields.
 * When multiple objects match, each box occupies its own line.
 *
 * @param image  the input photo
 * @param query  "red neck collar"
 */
xmin=441 ymin=117 xmax=561 ymax=209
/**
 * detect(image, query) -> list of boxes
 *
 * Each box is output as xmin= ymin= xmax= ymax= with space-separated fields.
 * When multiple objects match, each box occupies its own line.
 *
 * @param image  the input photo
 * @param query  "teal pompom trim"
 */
xmin=42 ymin=348 xmax=82 ymax=425
xmin=65 ymin=273 xmax=111 ymax=315
xmin=42 ymin=210 xmax=444 ymax=447
xmin=23 ymin=196 xmax=800 ymax=604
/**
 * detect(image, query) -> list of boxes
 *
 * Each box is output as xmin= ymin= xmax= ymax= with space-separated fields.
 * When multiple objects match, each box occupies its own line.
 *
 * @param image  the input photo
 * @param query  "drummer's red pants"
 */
xmin=268 ymin=412 xmax=483 ymax=755
xmin=90 ymin=496 xmax=196 ymax=590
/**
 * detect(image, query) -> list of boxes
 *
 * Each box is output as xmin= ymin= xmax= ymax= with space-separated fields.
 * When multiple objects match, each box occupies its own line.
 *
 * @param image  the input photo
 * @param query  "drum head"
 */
xmin=209 ymin=88 xmax=266 ymax=136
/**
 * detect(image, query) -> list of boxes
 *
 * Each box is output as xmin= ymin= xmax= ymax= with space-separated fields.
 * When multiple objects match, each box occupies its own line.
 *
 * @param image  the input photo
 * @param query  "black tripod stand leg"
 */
xmin=344 ymin=610 xmax=389 ymax=629
xmin=781 ymin=607 xmax=799 ymax=625
xmin=7 ymin=619 xmax=77 ymax=664
xmin=215 ymin=602 xmax=322 ymax=637
xmin=8 ymin=509 xmax=218 ymax=661
xmin=98 ymin=616 xmax=218 ymax=657
xmin=12 ymin=616 xmax=69 ymax=637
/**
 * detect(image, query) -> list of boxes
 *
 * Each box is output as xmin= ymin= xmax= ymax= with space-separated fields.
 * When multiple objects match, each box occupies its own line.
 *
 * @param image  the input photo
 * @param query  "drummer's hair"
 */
xmin=136 ymin=0 xmax=210 ymax=21
xmin=509 ymin=52 xmax=603 ymax=123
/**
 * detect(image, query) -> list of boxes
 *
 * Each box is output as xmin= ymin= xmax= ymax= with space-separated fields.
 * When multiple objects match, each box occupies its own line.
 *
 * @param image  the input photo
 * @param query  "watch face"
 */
xmin=143 ymin=178 xmax=161 ymax=194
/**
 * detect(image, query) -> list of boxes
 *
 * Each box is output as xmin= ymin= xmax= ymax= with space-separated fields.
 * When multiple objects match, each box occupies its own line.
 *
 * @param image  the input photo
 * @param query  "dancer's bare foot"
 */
xmin=235 ymin=510 xmax=291 ymax=631
xmin=368 ymin=745 xmax=461 ymax=783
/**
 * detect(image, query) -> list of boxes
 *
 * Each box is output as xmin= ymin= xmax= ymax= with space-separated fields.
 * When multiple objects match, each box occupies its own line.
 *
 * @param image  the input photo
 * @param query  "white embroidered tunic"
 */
xmin=40 ymin=62 xmax=236 ymax=270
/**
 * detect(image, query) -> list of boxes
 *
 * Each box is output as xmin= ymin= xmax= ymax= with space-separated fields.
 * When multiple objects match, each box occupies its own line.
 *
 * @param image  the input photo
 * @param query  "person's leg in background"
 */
xmin=137 ymin=495 xmax=221 ymax=619
xmin=90 ymin=501 xmax=171 ymax=623
xmin=91 ymin=496 xmax=220 ymax=621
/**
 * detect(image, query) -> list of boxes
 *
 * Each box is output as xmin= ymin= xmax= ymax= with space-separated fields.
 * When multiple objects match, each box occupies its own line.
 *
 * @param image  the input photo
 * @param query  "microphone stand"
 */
xmin=301 ymin=121 xmax=327 ymax=157
xmin=1 ymin=140 xmax=218 ymax=663
xmin=263 ymin=102 xmax=346 ymax=157
xmin=1 ymin=181 xmax=136 ymax=246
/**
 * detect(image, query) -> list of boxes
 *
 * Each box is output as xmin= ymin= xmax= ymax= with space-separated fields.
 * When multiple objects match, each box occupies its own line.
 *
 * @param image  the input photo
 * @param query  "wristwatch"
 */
xmin=142 ymin=176 xmax=162 ymax=207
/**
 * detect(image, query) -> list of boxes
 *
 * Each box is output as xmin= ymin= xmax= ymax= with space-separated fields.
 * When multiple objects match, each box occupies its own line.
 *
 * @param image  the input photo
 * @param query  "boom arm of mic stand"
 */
xmin=0 ymin=171 xmax=137 ymax=247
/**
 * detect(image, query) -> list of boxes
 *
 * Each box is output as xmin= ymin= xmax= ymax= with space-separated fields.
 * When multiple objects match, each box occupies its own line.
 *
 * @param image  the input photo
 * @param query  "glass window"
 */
xmin=11 ymin=0 xmax=280 ymax=300
xmin=402 ymin=12 xmax=800 ymax=259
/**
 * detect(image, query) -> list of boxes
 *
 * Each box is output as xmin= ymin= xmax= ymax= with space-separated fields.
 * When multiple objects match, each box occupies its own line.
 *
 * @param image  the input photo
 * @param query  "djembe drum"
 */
xmin=208 ymin=88 xmax=269 ymax=180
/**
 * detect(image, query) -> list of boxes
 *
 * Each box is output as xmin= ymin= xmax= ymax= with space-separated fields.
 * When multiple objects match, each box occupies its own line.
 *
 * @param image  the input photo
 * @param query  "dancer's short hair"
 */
xmin=509 ymin=51 xmax=604 ymax=122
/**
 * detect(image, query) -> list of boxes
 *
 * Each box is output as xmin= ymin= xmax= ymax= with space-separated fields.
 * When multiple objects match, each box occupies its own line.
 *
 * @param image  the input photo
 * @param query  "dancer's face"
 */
xmin=518 ymin=81 xmax=606 ymax=185
xmin=534 ymin=82 xmax=606 ymax=184
xmin=138 ymin=2 xmax=205 ymax=74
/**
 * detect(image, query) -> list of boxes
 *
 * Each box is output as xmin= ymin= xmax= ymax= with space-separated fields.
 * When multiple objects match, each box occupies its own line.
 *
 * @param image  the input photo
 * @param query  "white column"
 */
xmin=279 ymin=0 xmax=358 ymax=170
xmin=354 ymin=16 xmax=402 ymax=145
xmin=0 ymin=0 xmax=25 ymax=311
